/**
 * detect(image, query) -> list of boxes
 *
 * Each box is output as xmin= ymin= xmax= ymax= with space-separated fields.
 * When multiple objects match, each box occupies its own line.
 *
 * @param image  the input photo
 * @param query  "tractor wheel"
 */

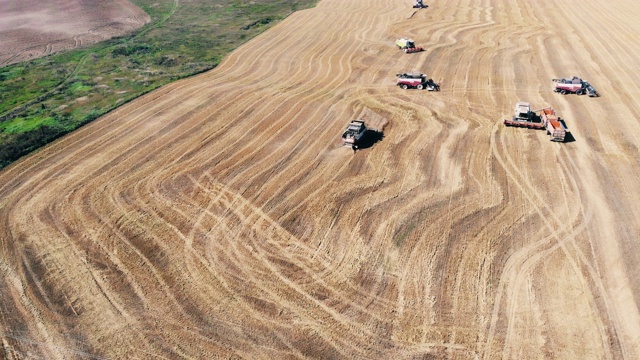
xmin=560 ymin=90 xmax=567 ymax=95
xmin=401 ymin=84 xmax=409 ymax=90
xmin=417 ymin=84 xmax=424 ymax=90
xmin=576 ymin=89 xmax=584 ymax=95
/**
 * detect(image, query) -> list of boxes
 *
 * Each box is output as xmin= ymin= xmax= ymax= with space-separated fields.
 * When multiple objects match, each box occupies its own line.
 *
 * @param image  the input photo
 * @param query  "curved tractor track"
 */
xmin=2 ymin=0 xmax=640 ymax=358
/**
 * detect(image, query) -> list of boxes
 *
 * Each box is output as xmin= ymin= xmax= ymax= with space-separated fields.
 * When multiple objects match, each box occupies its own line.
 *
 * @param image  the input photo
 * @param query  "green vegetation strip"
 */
xmin=0 ymin=0 xmax=317 ymax=169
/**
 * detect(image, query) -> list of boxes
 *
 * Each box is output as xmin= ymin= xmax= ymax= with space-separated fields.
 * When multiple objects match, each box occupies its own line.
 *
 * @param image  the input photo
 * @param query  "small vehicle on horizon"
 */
xmin=413 ymin=0 xmax=428 ymax=8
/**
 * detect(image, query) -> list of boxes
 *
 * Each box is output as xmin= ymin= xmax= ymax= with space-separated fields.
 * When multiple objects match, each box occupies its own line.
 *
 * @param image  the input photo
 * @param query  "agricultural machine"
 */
xmin=503 ymin=102 xmax=567 ymax=142
xmin=395 ymin=38 xmax=424 ymax=53
xmin=342 ymin=120 xmax=368 ymax=146
xmin=553 ymin=76 xmax=598 ymax=97
xmin=413 ymin=0 xmax=428 ymax=8
xmin=540 ymin=108 xmax=567 ymax=142
xmin=396 ymin=73 xmax=439 ymax=91
xmin=503 ymin=102 xmax=544 ymax=129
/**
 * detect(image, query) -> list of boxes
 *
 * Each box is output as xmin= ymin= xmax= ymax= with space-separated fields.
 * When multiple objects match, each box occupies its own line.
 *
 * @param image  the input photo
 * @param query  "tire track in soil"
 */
xmin=2 ymin=0 xmax=640 ymax=358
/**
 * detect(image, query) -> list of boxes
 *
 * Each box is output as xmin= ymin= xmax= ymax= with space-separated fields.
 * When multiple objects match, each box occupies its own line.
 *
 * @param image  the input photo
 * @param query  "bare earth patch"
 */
xmin=1 ymin=0 xmax=640 ymax=358
xmin=0 ymin=0 xmax=150 ymax=67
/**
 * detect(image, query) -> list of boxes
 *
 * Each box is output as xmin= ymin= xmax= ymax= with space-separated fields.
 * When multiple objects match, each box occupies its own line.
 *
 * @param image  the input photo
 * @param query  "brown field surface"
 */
xmin=0 ymin=0 xmax=149 ymax=67
xmin=2 ymin=0 xmax=640 ymax=358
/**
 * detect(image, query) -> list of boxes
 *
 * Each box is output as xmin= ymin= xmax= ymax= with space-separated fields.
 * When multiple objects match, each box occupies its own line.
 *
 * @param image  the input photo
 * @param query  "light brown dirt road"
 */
xmin=0 ymin=0 xmax=149 ymax=67
xmin=2 ymin=0 xmax=640 ymax=358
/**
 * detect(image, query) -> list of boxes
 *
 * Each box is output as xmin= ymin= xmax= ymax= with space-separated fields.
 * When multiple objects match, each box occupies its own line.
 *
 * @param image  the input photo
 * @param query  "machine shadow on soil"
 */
xmin=558 ymin=119 xmax=576 ymax=142
xmin=356 ymin=129 xmax=384 ymax=149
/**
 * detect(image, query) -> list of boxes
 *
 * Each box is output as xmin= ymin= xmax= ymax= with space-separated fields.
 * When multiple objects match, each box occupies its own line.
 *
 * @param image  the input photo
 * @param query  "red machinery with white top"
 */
xmin=396 ymin=73 xmax=439 ymax=91
xmin=553 ymin=76 xmax=598 ymax=97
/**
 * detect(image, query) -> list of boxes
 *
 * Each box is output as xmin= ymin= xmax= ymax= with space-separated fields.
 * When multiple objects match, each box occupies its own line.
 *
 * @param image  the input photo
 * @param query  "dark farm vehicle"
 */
xmin=553 ymin=76 xmax=599 ymax=97
xmin=395 ymin=38 xmax=424 ymax=53
xmin=413 ymin=0 xmax=428 ymax=8
xmin=396 ymin=73 xmax=439 ymax=91
xmin=342 ymin=120 xmax=367 ymax=146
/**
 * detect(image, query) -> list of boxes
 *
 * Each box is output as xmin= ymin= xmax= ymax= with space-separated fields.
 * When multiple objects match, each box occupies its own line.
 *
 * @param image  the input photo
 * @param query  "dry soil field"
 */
xmin=2 ymin=0 xmax=640 ymax=358
xmin=0 ymin=0 xmax=149 ymax=67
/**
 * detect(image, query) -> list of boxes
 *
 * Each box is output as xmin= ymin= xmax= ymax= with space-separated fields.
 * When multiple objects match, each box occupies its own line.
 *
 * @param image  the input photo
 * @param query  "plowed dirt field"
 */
xmin=0 ymin=0 xmax=149 ymax=67
xmin=2 ymin=0 xmax=640 ymax=358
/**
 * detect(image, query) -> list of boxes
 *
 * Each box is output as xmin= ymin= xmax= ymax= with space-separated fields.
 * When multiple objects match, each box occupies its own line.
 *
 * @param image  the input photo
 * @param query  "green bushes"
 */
xmin=112 ymin=44 xmax=155 ymax=57
xmin=0 ymin=125 xmax=68 ymax=168
xmin=0 ymin=0 xmax=318 ymax=170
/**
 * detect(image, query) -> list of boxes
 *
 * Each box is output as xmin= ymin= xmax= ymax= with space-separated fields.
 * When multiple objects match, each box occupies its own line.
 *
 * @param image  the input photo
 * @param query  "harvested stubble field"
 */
xmin=2 ymin=0 xmax=640 ymax=358
xmin=0 ymin=0 xmax=150 ymax=67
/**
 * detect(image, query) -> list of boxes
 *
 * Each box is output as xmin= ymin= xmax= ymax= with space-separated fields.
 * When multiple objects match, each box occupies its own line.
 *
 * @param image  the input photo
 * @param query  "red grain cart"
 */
xmin=540 ymin=108 xmax=567 ymax=142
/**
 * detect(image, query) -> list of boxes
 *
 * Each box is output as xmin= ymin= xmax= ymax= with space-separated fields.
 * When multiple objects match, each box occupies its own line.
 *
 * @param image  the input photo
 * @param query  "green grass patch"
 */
xmin=0 ymin=0 xmax=318 ymax=169
xmin=1 ymin=66 xmax=25 ymax=80
xmin=69 ymin=81 xmax=93 ymax=94
xmin=0 ymin=116 xmax=57 ymax=134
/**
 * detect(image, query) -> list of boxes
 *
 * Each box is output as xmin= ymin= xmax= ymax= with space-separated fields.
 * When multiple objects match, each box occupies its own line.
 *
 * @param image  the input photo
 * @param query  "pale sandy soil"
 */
xmin=1 ymin=0 xmax=640 ymax=358
xmin=0 ymin=0 xmax=149 ymax=67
